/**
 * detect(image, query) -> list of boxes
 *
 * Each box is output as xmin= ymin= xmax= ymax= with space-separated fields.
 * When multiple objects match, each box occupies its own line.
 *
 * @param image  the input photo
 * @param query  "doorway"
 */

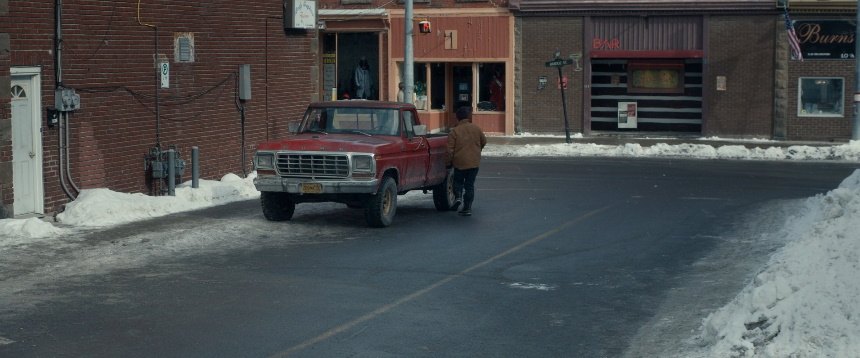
xmin=10 ymin=67 xmax=45 ymax=216
xmin=324 ymin=32 xmax=380 ymax=100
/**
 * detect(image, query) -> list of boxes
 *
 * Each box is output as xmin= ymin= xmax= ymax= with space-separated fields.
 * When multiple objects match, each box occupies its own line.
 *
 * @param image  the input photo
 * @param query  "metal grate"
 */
xmin=277 ymin=153 xmax=350 ymax=178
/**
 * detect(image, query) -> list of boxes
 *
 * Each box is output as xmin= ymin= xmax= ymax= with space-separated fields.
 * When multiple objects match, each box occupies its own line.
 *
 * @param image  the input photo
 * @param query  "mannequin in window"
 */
xmin=354 ymin=57 xmax=373 ymax=100
xmin=489 ymin=68 xmax=504 ymax=111
xmin=397 ymin=82 xmax=417 ymax=105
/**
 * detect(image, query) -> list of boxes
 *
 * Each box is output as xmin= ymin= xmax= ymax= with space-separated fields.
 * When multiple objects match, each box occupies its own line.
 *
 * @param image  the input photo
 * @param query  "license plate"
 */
xmin=300 ymin=182 xmax=323 ymax=194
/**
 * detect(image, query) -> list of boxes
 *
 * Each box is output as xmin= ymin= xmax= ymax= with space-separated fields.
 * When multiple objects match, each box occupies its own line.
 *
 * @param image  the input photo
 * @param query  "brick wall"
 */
xmin=785 ymin=16 xmax=854 ymax=141
xmin=5 ymin=0 xmax=316 ymax=216
xmin=704 ymin=15 xmax=775 ymax=137
xmin=517 ymin=17 xmax=583 ymax=134
xmin=1 ymin=0 xmax=11 ymax=218
xmin=0 ymin=32 xmax=12 ymax=219
xmin=318 ymin=0 xmax=507 ymax=10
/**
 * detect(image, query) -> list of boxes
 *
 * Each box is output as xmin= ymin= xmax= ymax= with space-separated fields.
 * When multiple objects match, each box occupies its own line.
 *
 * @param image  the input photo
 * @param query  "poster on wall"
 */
xmin=283 ymin=0 xmax=317 ymax=30
xmin=323 ymin=54 xmax=336 ymax=101
xmin=794 ymin=20 xmax=856 ymax=60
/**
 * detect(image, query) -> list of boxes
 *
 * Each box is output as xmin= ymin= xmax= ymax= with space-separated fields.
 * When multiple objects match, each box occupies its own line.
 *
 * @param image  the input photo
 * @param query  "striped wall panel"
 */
xmin=590 ymin=59 xmax=703 ymax=132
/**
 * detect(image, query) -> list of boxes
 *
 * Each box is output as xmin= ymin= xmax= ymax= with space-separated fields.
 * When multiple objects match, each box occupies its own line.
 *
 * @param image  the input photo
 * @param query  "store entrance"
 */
xmin=451 ymin=65 xmax=473 ymax=111
xmin=322 ymin=32 xmax=380 ymax=100
xmin=589 ymin=59 xmax=703 ymax=133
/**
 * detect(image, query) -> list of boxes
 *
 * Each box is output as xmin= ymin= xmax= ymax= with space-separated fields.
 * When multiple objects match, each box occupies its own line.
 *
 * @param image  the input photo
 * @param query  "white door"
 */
xmin=10 ymin=69 xmax=44 ymax=216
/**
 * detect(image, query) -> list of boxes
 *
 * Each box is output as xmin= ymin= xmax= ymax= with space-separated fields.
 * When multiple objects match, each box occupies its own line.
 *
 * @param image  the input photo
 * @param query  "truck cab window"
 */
xmin=402 ymin=110 xmax=415 ymax=136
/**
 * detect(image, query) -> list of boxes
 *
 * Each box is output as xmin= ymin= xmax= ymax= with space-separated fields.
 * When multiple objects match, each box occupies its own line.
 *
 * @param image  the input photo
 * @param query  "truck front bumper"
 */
xmin=254 ymin=175 xmax=380 ymax=194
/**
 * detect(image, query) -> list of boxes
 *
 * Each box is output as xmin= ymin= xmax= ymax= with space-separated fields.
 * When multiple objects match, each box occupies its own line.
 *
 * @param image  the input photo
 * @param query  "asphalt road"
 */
xmin=0 ymin=157 xmax=856 ymax=357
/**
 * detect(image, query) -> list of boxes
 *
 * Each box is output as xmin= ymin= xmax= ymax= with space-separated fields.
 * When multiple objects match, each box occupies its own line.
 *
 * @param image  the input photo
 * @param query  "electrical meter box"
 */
xmin=617 ymin=102 xmax=637 ymax=129
xmin=55 ymin=87 xmax=81 ymax=112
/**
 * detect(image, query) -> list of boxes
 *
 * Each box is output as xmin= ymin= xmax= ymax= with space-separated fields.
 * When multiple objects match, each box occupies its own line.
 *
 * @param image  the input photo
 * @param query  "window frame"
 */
xmin=797 ymin=77 xmax=845 ymax=118
xmin=174 ymin=33 xmax=195 ymax=63
xmin=627 ymin=61 xmax=684 ymax=94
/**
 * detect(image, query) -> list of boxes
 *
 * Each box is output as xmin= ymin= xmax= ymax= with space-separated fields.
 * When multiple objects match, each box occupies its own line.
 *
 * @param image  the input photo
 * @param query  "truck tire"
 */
xmin=261 ymin=192 xmax=295 ymax=221
xmin=365 ymin=177 xmax=397 ymax=227
xmin=433 ymin=169 xmax=456 ymax=211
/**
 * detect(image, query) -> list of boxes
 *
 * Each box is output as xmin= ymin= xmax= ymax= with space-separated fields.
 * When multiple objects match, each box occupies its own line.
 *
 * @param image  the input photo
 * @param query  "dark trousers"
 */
xmin=452 ymin=167 xmax=479 ymax=209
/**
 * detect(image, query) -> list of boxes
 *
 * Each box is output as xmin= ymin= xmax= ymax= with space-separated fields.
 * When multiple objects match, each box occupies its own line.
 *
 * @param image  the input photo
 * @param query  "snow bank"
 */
xmin=0 ymin=218 xmax=67 ymax=243
xmin=56 ymin=173 xmax=260 ymax=228
xmin=483 ymin=140 xmax=860 ymax=161
xmin=696 ymin=169 xmax=860 ymax=357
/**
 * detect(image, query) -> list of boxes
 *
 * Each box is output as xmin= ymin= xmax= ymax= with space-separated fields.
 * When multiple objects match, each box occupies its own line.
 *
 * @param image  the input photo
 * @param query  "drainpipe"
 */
xmin=55 ymin=0 xmax=76 ymax=200
xmin=64 ymin=112 xmax=80 ymax=193
xmin=137 ymin=0 xmax=161 ymax=150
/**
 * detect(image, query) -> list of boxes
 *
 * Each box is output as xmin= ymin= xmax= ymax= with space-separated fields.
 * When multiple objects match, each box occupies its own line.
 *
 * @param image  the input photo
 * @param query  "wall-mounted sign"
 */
xmin=716 ymin=76 xmax=727 ymax=91
xmin=159 ymin=62 xmax=169 ymax=89
xmin=538 ymin=76 xmax=548 ymax=90
xmin=284 ymin=0 xmax=316 ymax=30
xmin=794 ymin=20 xmax=856 ymax=60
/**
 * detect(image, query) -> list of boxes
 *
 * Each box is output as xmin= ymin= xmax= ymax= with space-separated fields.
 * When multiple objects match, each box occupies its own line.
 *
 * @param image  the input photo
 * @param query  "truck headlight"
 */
xmin=352 ymin=155 xmax=374 ymax=173
xmin=255 ymin=153 xmax=275 ymax=170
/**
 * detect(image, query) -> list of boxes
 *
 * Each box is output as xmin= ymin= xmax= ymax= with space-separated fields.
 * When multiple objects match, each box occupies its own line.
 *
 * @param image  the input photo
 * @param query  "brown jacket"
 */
xmin=447 ymin=120 xmax=487 ymax=170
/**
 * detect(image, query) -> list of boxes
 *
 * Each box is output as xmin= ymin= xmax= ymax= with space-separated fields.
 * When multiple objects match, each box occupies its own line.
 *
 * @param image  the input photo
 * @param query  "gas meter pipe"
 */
xmin=167 ymin=149 xmax=176 ymax=196
xmin=55 ymin=0 xmax=77 ymax=200
xmin=192 ymin=146 xmax=199 ymax=189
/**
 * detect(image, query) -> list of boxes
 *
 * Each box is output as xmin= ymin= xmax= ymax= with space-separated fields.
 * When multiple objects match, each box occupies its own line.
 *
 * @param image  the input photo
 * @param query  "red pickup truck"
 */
xmin=253 ymin=101 xmax=457 ymax=227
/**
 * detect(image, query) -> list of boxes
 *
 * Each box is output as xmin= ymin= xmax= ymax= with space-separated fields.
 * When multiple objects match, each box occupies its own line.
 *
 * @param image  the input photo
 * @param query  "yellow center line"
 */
xmin=273 ymin=204 xmax=614 ymax=357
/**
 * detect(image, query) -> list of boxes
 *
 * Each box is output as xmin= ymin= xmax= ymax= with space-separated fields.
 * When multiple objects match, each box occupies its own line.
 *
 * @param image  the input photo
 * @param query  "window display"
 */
xmin=798 ymin=77 xmax=844 ymax=117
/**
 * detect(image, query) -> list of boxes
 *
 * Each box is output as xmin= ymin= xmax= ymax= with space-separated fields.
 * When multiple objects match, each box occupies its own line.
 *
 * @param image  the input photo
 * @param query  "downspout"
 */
xmin=64 ymin=112 xmax=80 ymax=193
xmin=137 ymin=0 xmax=160 ymax=150
xmin=55 ymin=0 xmax=76 ymax=200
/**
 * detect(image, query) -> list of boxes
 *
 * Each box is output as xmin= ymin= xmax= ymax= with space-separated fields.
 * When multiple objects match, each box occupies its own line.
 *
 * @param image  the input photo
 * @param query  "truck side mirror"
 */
xmin=413 ymin=125 xmax=427 ymax=136
xmin=288 ymin=120 xmax=301 ymax=133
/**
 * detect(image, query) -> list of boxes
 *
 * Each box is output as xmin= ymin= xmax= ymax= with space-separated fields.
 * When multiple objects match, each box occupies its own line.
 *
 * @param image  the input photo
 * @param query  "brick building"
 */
xmin=0 ymin=0 xmax=317 ymax=219
xmin=317 ymin=0 xmax=514 ymax=134
xmin=511 ymin=0 xmax=857 ymax=141
xmin=3 ymin=0 xmax=858 ymax=220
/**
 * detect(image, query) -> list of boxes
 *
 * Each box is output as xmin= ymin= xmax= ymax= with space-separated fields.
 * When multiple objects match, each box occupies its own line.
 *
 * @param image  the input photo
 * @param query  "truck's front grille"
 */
xmin=276 ymin=153 xmax=350 ymax=178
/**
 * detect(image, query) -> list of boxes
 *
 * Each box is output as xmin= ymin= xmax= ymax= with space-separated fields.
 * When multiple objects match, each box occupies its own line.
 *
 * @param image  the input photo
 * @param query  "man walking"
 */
xmin=447 ymin=106 xmax=487 ymax=216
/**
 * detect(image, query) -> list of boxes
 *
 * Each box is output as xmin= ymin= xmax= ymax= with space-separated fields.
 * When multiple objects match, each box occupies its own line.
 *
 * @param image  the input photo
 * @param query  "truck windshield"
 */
xmin=301 ymin=107 xmax=400 ymax=136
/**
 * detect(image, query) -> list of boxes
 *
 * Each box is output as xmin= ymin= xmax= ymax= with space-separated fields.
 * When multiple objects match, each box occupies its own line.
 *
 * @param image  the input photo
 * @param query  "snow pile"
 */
xmin=696 ymin=169 xmax=860 ymax=357
xmin=0 ymin=218 xmax=67 ymax=243
xmin=483 ymin=140 xmax=860 ymax=161
xmin=56 ymin=173 xmax=260 ymax=228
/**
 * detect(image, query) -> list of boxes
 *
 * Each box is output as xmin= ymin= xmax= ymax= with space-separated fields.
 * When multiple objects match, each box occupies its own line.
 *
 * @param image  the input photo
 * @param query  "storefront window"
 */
xmin=413 ymin=63 xmax=428 ymax=110
xmin=477 ymin=63 xmax=505 ymax=111
xmin=627 ymin=61 xmax=684 ymax=94
xmin=799 ymin=77 xmax=844 ymax=117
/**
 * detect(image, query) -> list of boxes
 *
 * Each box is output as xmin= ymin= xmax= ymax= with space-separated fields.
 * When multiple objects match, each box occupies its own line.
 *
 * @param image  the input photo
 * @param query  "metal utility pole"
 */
xmin=403 ymin=0 xmax=415 ymax=103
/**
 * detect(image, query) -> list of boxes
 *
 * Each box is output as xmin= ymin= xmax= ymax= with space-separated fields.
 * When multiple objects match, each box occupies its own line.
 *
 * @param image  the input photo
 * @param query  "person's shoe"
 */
xmin=458 ymin=209 xmax=471 ymax=216
xmin=452 ymin=197 xmax=462 ymax=211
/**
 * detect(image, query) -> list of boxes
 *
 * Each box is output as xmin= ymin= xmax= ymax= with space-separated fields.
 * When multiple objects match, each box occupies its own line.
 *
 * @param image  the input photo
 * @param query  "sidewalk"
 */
xmin=486 ymin=132 xmax=845 ymax=149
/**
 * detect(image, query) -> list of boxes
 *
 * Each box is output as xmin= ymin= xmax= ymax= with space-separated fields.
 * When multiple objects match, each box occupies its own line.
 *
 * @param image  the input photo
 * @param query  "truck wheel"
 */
xmin=261 ymin=192 xmax=295 ymax=221
xmin=365 ymin=177 xmax=397 ymax=227
xmin=433 ymin=169 xmax=456 ymax=211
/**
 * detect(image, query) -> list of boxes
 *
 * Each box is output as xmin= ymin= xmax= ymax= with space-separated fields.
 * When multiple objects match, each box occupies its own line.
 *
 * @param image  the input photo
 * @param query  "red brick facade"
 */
xmin=2 ymin=0 xmax=857 ymax=219
xmin=786 ymin=36 xmax=855 ymax=141
xmin=517 ymin=17 xmax=584 ymax=134
xmin=704 ymin=15 xmax=775 ymax=137
xmin=1 ymin=0 xmax=316 ymax=217
xmin=1 ymin=0 xmax=14 ymax=219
